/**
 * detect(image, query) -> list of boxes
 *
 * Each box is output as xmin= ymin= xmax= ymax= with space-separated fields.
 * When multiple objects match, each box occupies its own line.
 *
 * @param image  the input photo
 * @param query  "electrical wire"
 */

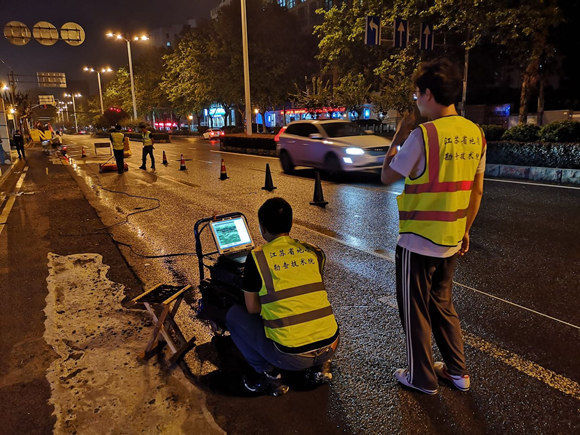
xmin=59 ymin=154 xmax=198 ymax=259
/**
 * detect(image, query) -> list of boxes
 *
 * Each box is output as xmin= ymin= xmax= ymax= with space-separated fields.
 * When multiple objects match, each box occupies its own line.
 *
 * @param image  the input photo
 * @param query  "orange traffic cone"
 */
xmin=162 ymin=150 xmax=168 ymax=166
xmin=310 ymin=170 xmax=328 ymax=207
xmin=81 ymin=146 xmax=87 ymax=158
xmin=219 ymin=159 xmax=228 ymax=180
xmin=179 ymin=154 xmax=186 ymax=171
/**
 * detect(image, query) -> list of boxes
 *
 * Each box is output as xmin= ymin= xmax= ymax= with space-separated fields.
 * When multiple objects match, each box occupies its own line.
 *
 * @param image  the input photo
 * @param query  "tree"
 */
xmin=103 ymin=68 xmax=133 ymax=115
xmin=491 ymin=1 xmax=562 ymax=124
xmin=161 ymin=0 xmax=316 ymax=130
xmin=334 ymin=72 xmax=370 ymax=119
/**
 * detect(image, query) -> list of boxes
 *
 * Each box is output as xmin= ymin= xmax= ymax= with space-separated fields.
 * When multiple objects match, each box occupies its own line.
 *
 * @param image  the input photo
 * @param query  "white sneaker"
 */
xmin=393 ymin=369 xmax=438 ymax=395
xmin=433 ymin=362 xmax=470 ymax=392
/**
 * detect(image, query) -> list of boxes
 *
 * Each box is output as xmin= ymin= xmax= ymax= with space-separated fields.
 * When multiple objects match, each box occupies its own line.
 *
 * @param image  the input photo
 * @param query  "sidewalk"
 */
xmin=0 ymin=148 xmax=222 ymax=433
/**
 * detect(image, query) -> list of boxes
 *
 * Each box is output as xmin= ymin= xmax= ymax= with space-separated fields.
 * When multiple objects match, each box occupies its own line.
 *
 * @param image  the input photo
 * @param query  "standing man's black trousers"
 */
xmin=142 ymin=145 xmax=155 ymax=168
xmin=16 ymin=143 xmax=25 ymax=159
xmin=395 ymin=245 xmax=467 ymax=391
xmin=113 ymin=149 xmax=125 ymax=174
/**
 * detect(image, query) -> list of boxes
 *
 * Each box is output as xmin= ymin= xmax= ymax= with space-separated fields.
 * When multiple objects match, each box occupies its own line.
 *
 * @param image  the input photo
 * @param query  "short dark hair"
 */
xmin=114 ymin=124 xmax=121 ymax=130
xmin=258 ymin=197 xmax=293 ymax=235
xmin=412 ymin=58 xmax=462 ymax=106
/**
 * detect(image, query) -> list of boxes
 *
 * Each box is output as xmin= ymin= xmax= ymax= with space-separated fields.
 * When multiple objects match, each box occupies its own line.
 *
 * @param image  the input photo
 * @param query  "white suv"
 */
xmin=276 ymin=120 xmax=391 ymax=175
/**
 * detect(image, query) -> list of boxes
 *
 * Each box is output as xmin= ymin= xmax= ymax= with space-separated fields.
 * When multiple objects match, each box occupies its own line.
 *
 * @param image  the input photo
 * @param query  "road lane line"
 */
xmin=294 ymin=222 xmax=579 ymax=330
xmin=0 ymin=167 xmax=28 ymax=235
xmin=484 ymin=177 xmax=580 ymax=190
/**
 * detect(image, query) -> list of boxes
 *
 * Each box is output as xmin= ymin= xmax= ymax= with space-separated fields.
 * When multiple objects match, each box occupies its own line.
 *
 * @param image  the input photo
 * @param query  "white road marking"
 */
xmin=0 ymin=167 xmax=28 ymax=235
xmin=463 ymin=332 xmax=580 ymax=400
xmin=484 ymin=177 xmax=580 ymax=190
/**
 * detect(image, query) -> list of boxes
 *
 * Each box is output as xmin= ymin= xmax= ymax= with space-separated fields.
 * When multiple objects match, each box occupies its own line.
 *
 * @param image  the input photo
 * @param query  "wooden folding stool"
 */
xmin=132 ymin=283 xmax=196 ymax=365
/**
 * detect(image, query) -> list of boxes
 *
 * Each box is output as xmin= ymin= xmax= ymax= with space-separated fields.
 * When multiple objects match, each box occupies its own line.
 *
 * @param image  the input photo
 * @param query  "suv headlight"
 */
xmin=345 ymin=147 xmax=364 ymax=155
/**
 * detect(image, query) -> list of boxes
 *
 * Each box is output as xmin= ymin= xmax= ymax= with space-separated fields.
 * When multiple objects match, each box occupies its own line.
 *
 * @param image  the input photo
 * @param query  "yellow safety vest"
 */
xmin=110 ymin=132 xmax=125 ymax=150
xmin=397 ymin=116 xmax=486 ymax=246
xmin=252 ymin=236 xmax=338 ymax=349
xmin=142 ymin=131 xmax=152 ymax=146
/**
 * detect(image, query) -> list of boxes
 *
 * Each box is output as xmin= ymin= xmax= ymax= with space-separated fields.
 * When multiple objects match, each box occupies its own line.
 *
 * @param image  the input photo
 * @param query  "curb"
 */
xmin=219 ymin=144 xmax=278 ymax=157
xmin=485 ymin=164 xmax=580 ymax=185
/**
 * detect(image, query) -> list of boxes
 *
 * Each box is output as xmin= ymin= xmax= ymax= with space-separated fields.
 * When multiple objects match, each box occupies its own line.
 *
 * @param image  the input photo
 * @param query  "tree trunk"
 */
xmin=518 ymin=75 xmax=530 ymax=125
xmin=537 ymin=76 xmax=545 ymax=126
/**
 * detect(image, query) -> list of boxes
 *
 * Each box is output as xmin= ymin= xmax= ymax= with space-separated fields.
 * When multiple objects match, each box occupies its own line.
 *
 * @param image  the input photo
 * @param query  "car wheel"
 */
xmin=280 ymin=150 xmax=295 ymax=174
xmin=324 ymin=153 xmax=342 ymax=178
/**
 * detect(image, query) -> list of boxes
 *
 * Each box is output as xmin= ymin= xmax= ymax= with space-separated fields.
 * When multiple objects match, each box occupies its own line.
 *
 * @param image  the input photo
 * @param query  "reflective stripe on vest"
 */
xmin=252 ymin=237 xmax=338 ymax=348
xmin=111 ymin=132 xmax=125 ymax=150
xmin=397 ymin=116 xmax=486 ymax=246
xmin=142 ymin=132 xmax=152 ymax=146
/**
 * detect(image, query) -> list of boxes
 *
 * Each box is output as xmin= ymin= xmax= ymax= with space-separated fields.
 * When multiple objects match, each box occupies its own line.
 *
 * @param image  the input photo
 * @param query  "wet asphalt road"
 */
xmin=62 ymin=135 xmax=579 ymax=433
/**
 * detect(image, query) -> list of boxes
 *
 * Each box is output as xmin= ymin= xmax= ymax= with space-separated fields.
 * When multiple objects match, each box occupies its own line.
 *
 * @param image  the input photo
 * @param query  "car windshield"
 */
xmin=321 ymin=122 xmax=361 ymax=138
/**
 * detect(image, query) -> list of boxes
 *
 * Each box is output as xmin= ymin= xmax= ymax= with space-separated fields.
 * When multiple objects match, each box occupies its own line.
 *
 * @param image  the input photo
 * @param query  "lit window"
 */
xmin=278 ymin=0 xmax=286 ymax=6
xmin=166 ymin=41 xmax=171 ymax=47
xmin=288 ymin=0 xmax=295 ymax=7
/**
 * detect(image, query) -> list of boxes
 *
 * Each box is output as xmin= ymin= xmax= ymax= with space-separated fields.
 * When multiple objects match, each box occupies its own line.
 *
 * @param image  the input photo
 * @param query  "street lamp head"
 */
xmin=116 ymin=34 xmax=123 ymax=40
xmin=75 ymin=93 xmax=82 ymax=98
xmin=188 ymin=115 xmax=193 ymax=120
xmin=140 ymin=35 xmax=149 ymax=41
xmin=101 ymin=67 xmax=113 ymax=73
xmin=106 ymin=31 xmax=114 ymax=38
xmin=83 ymin=66 xmax=89 ymax=71
xmin=1 ymin=84 xmax=8 ymax=91
xmin=64 ymin=93 xmax=71 ymax=97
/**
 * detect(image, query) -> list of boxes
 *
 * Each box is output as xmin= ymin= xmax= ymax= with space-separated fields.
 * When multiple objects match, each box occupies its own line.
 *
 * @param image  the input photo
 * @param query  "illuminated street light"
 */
xmin=83 ymin=65 xmax=114 ymax=114
xmin=106 ymin=30 xmax=149 ymax=119
xmin=64 ymin=92 xmax=82 ymax=133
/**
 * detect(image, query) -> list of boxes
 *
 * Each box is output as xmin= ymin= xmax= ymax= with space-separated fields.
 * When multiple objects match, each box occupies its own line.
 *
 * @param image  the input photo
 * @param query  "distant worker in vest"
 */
xmin=226 ymin=197 xmax=340 ymax=396
xmin=109 ymin=124 xmax=126 ymax=175
xmin=380 ymin=58 xmax=486 ymax=395
xmin=139 ymin=124 xmax=155 ymax=171
xmin=13 ymin=130 xmax=25 ymax=160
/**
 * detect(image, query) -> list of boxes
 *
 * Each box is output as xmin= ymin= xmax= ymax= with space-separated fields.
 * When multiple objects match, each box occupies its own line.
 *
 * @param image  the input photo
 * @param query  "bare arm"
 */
xmin=459 ymin=171 xmax=484 ymax=255
xmin=244 ymin=291 xmax=261 ymax=314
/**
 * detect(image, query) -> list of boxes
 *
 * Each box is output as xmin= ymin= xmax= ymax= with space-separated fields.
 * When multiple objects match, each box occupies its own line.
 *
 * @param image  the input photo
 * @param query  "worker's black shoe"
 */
xmin=138 ymin=165 xmax=146 ymax=170
xmin=303 ymin=361 xmax=333 ymax=386
xmin=242 ymin=369 xmax=289 ymax=397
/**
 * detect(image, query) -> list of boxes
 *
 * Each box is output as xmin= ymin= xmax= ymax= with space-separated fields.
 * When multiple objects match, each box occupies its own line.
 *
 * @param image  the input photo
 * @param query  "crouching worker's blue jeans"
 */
xmin=226 ymin=304 xmax=336 ymax=374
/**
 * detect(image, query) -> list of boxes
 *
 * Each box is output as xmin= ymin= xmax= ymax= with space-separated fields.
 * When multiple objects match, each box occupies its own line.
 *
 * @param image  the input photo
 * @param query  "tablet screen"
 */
xmin=210 ymin=217 xmax=253 ymax=253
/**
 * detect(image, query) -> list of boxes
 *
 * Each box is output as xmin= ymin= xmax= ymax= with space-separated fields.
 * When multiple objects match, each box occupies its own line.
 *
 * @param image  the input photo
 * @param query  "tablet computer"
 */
xmin=209 ymin=216 xmax=254 ymax=255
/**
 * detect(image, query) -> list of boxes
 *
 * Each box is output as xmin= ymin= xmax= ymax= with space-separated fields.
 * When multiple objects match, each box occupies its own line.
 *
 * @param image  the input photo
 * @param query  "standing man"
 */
xmin=13 ymin=130 xmax=25 ymax=160
xmin=109 ymin=124 xmax=126 ymax=175
xmin=139 ymin=124 xmax=155 ymax=170
xmin=381 ymin=58 xmax=486 ymax=395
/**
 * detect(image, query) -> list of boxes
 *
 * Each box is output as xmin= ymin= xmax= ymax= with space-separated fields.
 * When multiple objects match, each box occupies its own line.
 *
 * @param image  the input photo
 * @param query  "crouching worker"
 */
xmin=226 ymin=198 xmax=339 ymax=396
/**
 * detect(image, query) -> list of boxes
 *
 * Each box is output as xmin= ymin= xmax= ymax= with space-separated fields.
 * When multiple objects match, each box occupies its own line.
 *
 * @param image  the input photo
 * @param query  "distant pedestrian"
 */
xmin=13 ymin=130 xmax=25 ymax=159
xmin=139 ymin=124 xmax=155 ymax=170
xmin=109 ymin=124 xmax=126 ymax=175
xmin=381 ymin=58 xmax=486 ymax=394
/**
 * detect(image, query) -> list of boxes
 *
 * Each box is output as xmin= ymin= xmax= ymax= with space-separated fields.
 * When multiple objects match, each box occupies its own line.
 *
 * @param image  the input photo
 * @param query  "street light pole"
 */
xmin=106 ymin=32 xmax=148 ymax=121
xmin=126 ymin=40 xmax=138 ymax=120
xmin=71 ymin=96 xmax=78 ymax=133
xmin=97 ymin=72 xmax=104 ymax=114
xmin=240 ymin=0 xmax=252 ymax=136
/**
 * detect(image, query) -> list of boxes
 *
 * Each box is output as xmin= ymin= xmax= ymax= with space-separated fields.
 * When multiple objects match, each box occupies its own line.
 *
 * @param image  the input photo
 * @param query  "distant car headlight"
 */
xmin=345 ymin=147 xmax=364 ymax=155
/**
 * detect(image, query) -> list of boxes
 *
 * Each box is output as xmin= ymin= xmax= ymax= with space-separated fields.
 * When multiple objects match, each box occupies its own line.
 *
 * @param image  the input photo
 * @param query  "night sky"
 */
xmin=0 ymin=0 xmax=220 ymax=94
